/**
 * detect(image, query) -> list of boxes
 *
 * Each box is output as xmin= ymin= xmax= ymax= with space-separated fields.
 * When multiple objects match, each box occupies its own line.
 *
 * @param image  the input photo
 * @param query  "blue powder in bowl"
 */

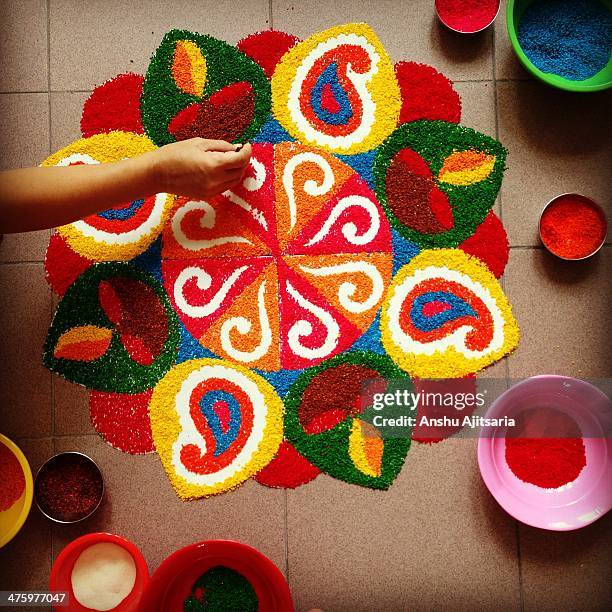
xmin=518 ymin=0 xmax=612 ymax=81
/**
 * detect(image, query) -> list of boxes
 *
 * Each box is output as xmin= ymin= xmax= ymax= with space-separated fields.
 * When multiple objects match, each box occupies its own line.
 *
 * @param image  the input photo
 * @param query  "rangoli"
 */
xmin=42 ymin=24 xmax=519 ymax=500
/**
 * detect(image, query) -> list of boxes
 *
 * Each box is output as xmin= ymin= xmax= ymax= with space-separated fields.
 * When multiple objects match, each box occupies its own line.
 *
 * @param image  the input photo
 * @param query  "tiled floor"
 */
xmin=1 ymin=1 xmax=611 ymax=611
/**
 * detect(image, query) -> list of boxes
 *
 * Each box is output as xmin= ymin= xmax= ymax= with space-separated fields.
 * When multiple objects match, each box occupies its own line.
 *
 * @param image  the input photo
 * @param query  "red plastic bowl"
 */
xmin=140 ymin=540 xmax=294 ymax=612
xmin=49 ymin=532 xmax=149 ymax=611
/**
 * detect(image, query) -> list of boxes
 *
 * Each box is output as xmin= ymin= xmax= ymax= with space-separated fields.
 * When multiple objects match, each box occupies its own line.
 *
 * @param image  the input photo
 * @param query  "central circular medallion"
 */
xmin=162 ymin=142 xmax=393 ymax=370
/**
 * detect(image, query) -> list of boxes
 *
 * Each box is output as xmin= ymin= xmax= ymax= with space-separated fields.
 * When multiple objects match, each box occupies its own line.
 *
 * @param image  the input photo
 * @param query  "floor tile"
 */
xmin=0 ymin=0 xmax=48 ymax=93
xmin=0 ymin=93 xmax=49 ymax=169
xmin=49 ymin=0 xmax=270 ymax=91
xmin=505 ymin=247 xmax=612 ymax=378
xmin=52 ymin=435 xmax=287 ymax=575
xmin=0 ymin=92 xmax=50 ymax=261
xmin=54 ymin=378 xmax=94 ymax=436
xmin=497 ymin=81 xmax=612 ymax=247
xmin=454 ymin=81 xmax=496 ymax=136
xmin=0 ymin=437 xmax=53 ymax=600
xmin=0 ymin=264 xmax=53 ymax=438
xmin=493 ymin=2 xmax=532 ymax=81
xmin=273 ymin=0 xmax=493 ymax=81
xmin=287 ymin=440 xmax=520 ymax=612
xmin=50 ymin=91 xmax=89 ymax=151
xmin=0 ymin=230 xmax=50 ymax=263
xmin=519 ymin=516 xmax=612 ymax=611
xmin=478 ymin=355 xmax=508 ymax=381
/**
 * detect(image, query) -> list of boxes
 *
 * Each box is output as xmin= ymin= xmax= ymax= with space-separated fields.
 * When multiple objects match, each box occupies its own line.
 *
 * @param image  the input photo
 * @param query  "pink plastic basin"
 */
xmin=478 ymin=375 xmax=612 ymax=531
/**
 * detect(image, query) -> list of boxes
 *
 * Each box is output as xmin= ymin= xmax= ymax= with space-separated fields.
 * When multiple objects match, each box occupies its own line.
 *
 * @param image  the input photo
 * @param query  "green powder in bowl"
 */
xmin=184 ymin=566 xmax=258 ymax=611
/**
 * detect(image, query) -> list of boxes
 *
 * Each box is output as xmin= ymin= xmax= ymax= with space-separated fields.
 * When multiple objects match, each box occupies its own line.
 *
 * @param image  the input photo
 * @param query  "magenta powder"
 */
xmin=436 ymin=0 xmax=499 ymax=32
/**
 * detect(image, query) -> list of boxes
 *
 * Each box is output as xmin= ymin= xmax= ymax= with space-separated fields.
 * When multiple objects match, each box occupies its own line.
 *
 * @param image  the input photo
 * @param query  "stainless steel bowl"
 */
xmin=34 ymin=451 xmax=104 ymax=524
xmin=539 ymin=193 xmax=608 ymax=261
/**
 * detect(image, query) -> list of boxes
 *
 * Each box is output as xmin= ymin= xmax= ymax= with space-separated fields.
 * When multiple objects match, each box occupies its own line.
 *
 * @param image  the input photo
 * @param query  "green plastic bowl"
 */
xmin=507 ymin=0 xmax=612 ymax=92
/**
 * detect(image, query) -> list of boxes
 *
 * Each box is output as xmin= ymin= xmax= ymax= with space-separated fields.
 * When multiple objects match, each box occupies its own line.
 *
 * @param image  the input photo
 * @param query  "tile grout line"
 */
xmin=283 ymin=489 xmax=289 ymax=582
xmin=0 ymin=79 xmax=542 ymax=96
xmin=46 ymin=0 xmax=56 ymax=453
xmin=515 ymin=521 xmax=525 ymax=612
xmin=0 ymin=260 xmax=45 ymax=265
xmin=16 ymin=432 xmax=99 ymax=441
xmin=491 ymin=20 xmax=502 ymax=228
xmin=1 ymin=244 xmax=610 ymax=267
xmin=493 ymin=20 xmax=520 ymax=609
xmin=46 ymin=0 xmax=51 ymax=155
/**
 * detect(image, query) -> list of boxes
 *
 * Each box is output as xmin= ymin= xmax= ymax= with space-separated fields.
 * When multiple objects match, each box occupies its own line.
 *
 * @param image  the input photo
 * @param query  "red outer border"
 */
xmin=49 ymin=532 xmax=149 ymax=611
xmin=140 ymin=540 xmax=294 ymax=612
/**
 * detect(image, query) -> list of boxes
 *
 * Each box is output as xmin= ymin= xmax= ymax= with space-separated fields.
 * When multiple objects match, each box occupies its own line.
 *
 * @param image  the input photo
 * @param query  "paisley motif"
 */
xmin=381 ymin=249 xmax=519 ymax=377
xmin=272 ymin=23 xmax=401 ymax=154
xmin=149 ymin=359 xmax=283 ymax=499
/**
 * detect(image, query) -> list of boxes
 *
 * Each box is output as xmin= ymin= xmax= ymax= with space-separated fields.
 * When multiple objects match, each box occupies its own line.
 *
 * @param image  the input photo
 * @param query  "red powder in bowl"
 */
xmin=436 ymin=0 xmax=499 ymax=33
xmin=506 ymin=438 xmax=586 ymax=489
xmin=540 ymin=196 xmax=607 ymax=259
xmin=0 ymin=442 xmax=26 ymax=511
xmin=505 ymin=408 xmax=587 ymax=489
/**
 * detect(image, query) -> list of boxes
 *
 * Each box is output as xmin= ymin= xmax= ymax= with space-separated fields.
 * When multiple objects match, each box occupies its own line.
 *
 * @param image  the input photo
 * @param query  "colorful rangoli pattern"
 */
xmin=42 ymin=23 xmax=519 ymax=500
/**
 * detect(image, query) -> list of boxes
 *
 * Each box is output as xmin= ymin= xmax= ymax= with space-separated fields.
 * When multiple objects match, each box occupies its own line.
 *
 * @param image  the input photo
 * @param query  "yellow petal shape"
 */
xmin=42 ymin=132 xmax=175 ymax=262
xmin=149 ymin=359 xmax=284 ymax=499
xmin=271 ymin=23 xmax=401 ymax=154
xmin=172 ymin=39 xmax=207 ymax=97
xmin=438 ymin=150 xmax=496 ymax=186
xmin=54 ymin=325 xmax=113 ymax=361
xmin=349 ymin=419 xmax=384 ymax=477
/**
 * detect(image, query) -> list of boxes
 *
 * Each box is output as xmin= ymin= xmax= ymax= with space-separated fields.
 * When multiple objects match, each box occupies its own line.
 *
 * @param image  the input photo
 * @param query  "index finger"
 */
xmin=214 ymin=143 xmax=252 ymax=170
xmin=195 ymin=138 xmax=236 ymax=152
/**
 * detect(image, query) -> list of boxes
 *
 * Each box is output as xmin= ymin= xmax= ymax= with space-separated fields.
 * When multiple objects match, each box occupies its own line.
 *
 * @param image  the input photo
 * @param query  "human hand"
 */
xmin=150 ymin=138 xmax=252 ymax=199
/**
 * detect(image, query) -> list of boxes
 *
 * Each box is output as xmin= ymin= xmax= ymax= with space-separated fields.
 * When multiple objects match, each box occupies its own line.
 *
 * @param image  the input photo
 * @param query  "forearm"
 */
xmin=0 ymin=152 xmax=160 ymax=233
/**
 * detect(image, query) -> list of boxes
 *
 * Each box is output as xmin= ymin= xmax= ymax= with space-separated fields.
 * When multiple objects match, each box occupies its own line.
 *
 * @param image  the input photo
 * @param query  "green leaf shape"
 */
xmin=373 ymin=120 xmax=507 ymax=248
xmin=44 ymin=263 xmax=179 ymax=393
xmin=284 ymin=351 xmax=412 ymax=490
xmin=141 ymin=29 xmax=271 ymax=146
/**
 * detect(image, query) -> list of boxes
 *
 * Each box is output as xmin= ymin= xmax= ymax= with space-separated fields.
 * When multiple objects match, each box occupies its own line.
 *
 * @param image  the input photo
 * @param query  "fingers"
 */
xmin=222 ymin=166 xmax=245 ymax=180
xmin=194 ymin=138 xmax=237 ymax=152
xmin=210 ymin=167 xmax=246 ymax=196
xmin=215 ymin=179 xmax=242 ymax=195
xmin=213 ymin=142 xmax=252 ymax=170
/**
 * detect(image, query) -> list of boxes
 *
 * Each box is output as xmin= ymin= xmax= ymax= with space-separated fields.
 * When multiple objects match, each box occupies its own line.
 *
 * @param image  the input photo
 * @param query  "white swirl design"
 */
xmin=299 ymin=261 xmax=384 ymax=314
xmin=174 ymin=266 xmax=249 ymax=319
xmin=242 ymin=156 xmax=266 ymax=192
xmin=286 ymin=281 xmax=340 ymax=360
xmin=220 ymin=279 xmax=272 ymax=363
xmin=282 ymin=151 xmax=335 ymax=231
xmin=224 ymin=156 xmax=268 ymax=230
xmin=306 ymin=195 xmax=380 ymax=247
xmin=172 ymin=200 xmax=253 ymax=251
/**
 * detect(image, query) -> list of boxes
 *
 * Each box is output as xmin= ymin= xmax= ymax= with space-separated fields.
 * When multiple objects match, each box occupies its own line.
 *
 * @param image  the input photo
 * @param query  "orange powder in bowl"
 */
xmin=0 ymin=442 xmax=25 ymax=511
xmin=540 ymin=195 xmax=607 ymax=259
